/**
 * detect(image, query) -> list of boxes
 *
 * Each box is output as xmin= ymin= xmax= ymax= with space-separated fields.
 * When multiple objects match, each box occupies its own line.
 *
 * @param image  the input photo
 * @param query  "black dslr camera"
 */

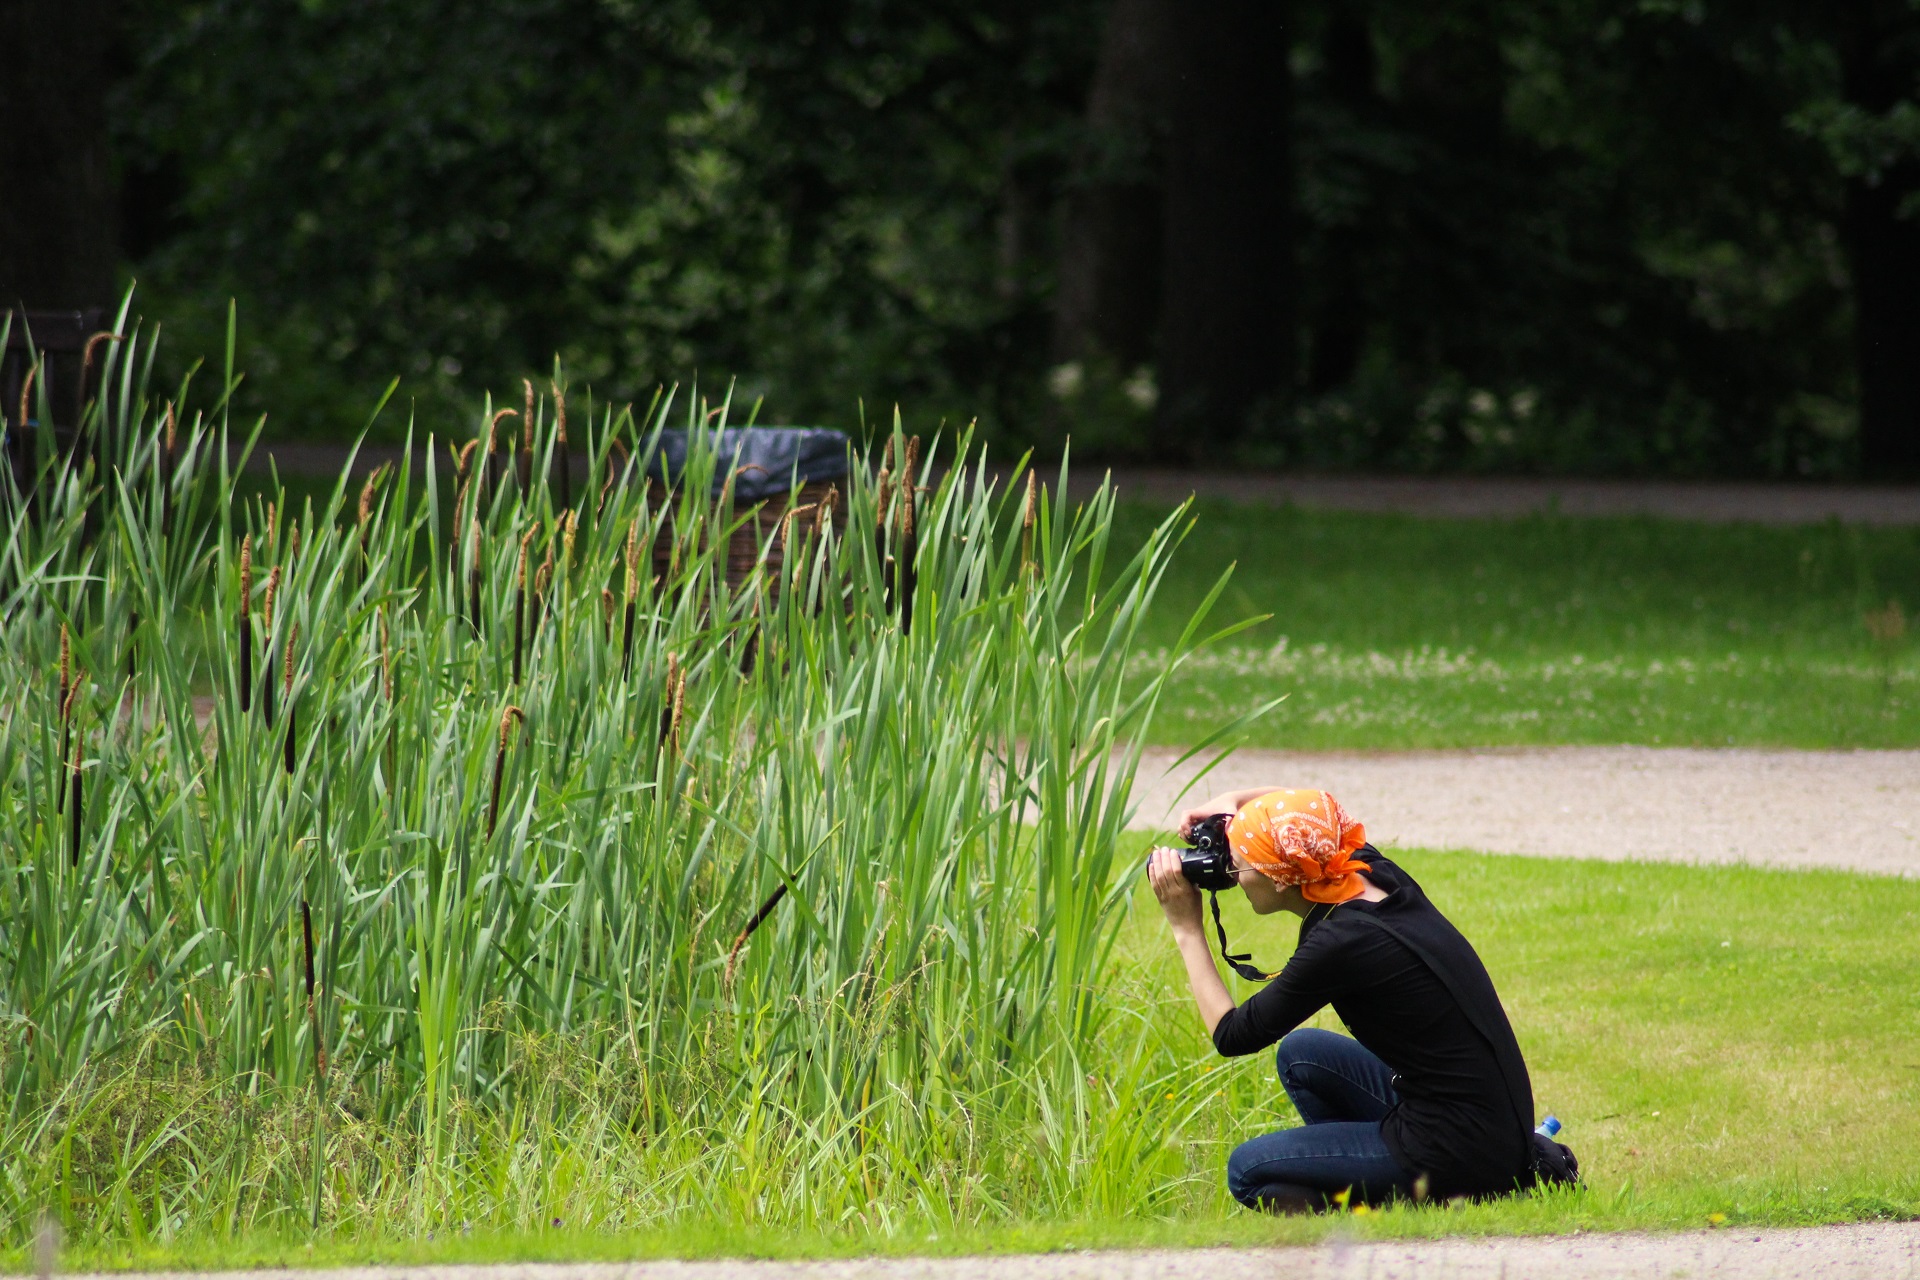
xmin=1162 ymin=812 xmax=1237 ymax=890
xmin=1147 ymin=811 xmax=1274 ymax=981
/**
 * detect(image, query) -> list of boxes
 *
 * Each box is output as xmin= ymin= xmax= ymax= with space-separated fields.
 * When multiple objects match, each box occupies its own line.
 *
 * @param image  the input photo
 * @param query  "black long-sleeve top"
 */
xmin=1210 ymin=849 xmax=1534 ymax=1199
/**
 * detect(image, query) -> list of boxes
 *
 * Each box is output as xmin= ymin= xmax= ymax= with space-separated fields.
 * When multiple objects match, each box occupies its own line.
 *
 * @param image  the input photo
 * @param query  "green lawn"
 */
xmin=240 ymin=475 xmax=1920 ymax=750
xmin=34 ymin=849 xmax=1920 ymax=1271
xmin=1118 ymin=502 xmax=1920 ymax=749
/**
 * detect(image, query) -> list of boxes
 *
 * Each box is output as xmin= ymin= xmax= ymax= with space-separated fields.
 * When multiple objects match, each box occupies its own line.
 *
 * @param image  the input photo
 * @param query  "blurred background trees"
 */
xmin=6 ymin=0 xmax=1918 ymax=476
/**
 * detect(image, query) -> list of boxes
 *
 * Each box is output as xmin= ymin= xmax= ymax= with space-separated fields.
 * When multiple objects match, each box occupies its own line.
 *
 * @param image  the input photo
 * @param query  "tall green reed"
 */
xmin=0 ymin=308 xmax=1246 ymax=1239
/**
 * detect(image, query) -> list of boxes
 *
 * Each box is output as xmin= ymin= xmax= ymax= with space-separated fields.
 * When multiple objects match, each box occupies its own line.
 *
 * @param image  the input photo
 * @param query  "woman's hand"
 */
xmin=1147 ymin=846 xmax=1204 ymax=936
xmin=1177 ymin=787 xmax=1271 ymax=839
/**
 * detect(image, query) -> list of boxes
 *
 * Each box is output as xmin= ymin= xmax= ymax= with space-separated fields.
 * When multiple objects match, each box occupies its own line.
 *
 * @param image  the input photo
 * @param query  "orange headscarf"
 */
xmin=1226 ymin=789 xmax=1371 ymax=904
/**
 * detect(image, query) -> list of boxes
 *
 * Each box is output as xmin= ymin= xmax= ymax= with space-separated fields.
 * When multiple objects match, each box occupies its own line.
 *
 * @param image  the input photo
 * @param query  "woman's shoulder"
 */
xmin=1356 ymin=845 xmax=1420 ymax=894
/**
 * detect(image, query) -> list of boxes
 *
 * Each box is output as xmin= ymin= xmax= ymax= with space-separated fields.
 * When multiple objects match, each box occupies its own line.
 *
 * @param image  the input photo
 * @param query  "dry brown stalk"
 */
xmin=282 ymin=622 xmax=300 ymax=774
xmin=263 ymin=565 xmax=282 ymax=636
xmin=487 ymin=704 xmax=526 ymax=836
xmin=513 ymin=526 xmax=535 ymax=684
xmin=301 ymin=899 xmax=326 ymax=1081
xmin=357 ymin=466 xmax=388 ymax=535
xmin=468 ymin=519 xmax=483 ymax=635
xmin=553 ymin=384 xmax=571 ymax=512
xmin=238 ymin=535 xmax=254 ymax=712
xmin=262 ymin=566 xmax=283 ymax=727
xmin=78 ymin=331 xmax=122 ymax=419
xmin=79 ymin=331 xmax=121 ymax=383
xmin=898 ymin=460 xmax=919 ymax=635
xmin=487 ymin=408 xmax=515 ymax=450
xmin=1021 ymin=472 xmax=1038 ymax=572
xmin=531 ymin=552 xmax=553 ymax=640
xmin=17 ymin=365 xmax=35 ymax=433
xmin=659 ymin=653 xmax=685 ymax=755
xmin=624 ymin=519 xmax=640 ymax=600
xmin=67 ymin=695 xmax=84 ymax=866
xmin=621 ymin=520 xmax=640 ymax=678
xmin=725 ymin=881 xmax=790 ymax=983
xmin=56 ymin=634 xmax=73 ymax=815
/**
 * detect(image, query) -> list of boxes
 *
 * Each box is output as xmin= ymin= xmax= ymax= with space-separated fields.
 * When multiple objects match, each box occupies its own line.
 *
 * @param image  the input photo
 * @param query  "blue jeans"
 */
xmin=1226 ymin=1028 xmax=1416 ymax=1210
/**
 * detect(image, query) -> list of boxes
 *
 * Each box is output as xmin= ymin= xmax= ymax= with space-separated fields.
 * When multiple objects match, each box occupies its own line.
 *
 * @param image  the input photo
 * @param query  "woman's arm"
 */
xmin=1148 ymin=846 xmax=1236 ymax=1034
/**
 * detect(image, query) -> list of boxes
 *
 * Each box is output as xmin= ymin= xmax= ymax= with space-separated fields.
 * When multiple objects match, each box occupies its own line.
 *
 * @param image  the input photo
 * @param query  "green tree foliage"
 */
xmin=111 ymin=0 xmax=1918 ymax=474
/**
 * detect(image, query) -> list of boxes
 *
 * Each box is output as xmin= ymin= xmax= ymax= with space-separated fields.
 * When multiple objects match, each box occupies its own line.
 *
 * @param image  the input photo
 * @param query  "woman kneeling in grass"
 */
xmin=1148 ymin=788 xmax=1560 ymax=1211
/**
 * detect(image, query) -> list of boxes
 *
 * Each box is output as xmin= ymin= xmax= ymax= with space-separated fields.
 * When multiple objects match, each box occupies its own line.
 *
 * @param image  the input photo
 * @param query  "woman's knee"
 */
xmin=1225 ymin=1138 xmax=1270 ymax=1207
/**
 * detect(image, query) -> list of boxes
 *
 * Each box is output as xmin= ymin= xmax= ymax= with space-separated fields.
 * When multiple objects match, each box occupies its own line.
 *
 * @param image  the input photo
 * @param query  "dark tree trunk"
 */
xmin=1837 ymin=1 xmax=1920 ymax=479
xmin=1052 ymin=0 xmax=1174 ymax=372
xmin=0 ymin=0 xmax=117 ymax=312
xmin=1154 ymin=2 xmax=1295 ymax=461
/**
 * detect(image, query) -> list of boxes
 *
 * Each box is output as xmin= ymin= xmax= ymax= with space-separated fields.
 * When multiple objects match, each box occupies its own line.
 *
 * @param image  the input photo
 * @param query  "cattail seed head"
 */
xmin=553 ymin=386 xmax=568 ymax=445
xmin=1023 ymin=471 xmax=1037 ymax=531
xmin=62 ymin=670 xmax=84 ymax=723
xmin=239 ymin=535 xmax=253 ymax=606
xmin=661 ymin=653 xmax=685 ymax=753
xmin=17 ymin=365 xmax=35 ymax=431
xmin=263 ymin=565 xmax=282 ymax=635
xmin=284 ymin=622 xmax=298 ymax=694
xmin=80 ymin=331 xmax=119 ymax=382
xmin=455 ymin=439 xmax=480 ymax=479
xmin=517 ymin=526 xmax=536 ymax=588
xmin=266 ymin=502 xmax=277 ymax=549
xmin=497 ymin=704 xmax=524 ymax=754
xmin=624 ymin=520 xmax=640 ymax=600
xmin=522 ymin=379 xmax=535 ymax=454
xmin=561 ymin=510 xmax=577 ymax=563
xmin=58 ymin=624 xmax=71 ymax=711
xmin=357 ymin=474 xmax=378 ymax=529
xmin=487 ymin=408 xmax=514 ymax=454
xmin=164 ymin=400 xmax=177 ymax=453
xmin=902 ymin=435 xmax=921 ymax=484
xmin=288 ymin=520 xmax=301 ymax=565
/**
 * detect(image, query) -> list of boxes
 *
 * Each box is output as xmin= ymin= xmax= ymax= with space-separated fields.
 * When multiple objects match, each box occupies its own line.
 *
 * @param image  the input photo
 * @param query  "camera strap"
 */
xmin=1208 ymin=890 xmax=1278 ymax=983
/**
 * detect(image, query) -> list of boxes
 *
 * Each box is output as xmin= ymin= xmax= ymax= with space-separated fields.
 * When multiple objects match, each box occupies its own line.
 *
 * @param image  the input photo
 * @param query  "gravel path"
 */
xmin=1130 ymin=745 xmax=1920 ymax=875
xmin=52 ymin=1221 xmax=1920 ymax=1280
